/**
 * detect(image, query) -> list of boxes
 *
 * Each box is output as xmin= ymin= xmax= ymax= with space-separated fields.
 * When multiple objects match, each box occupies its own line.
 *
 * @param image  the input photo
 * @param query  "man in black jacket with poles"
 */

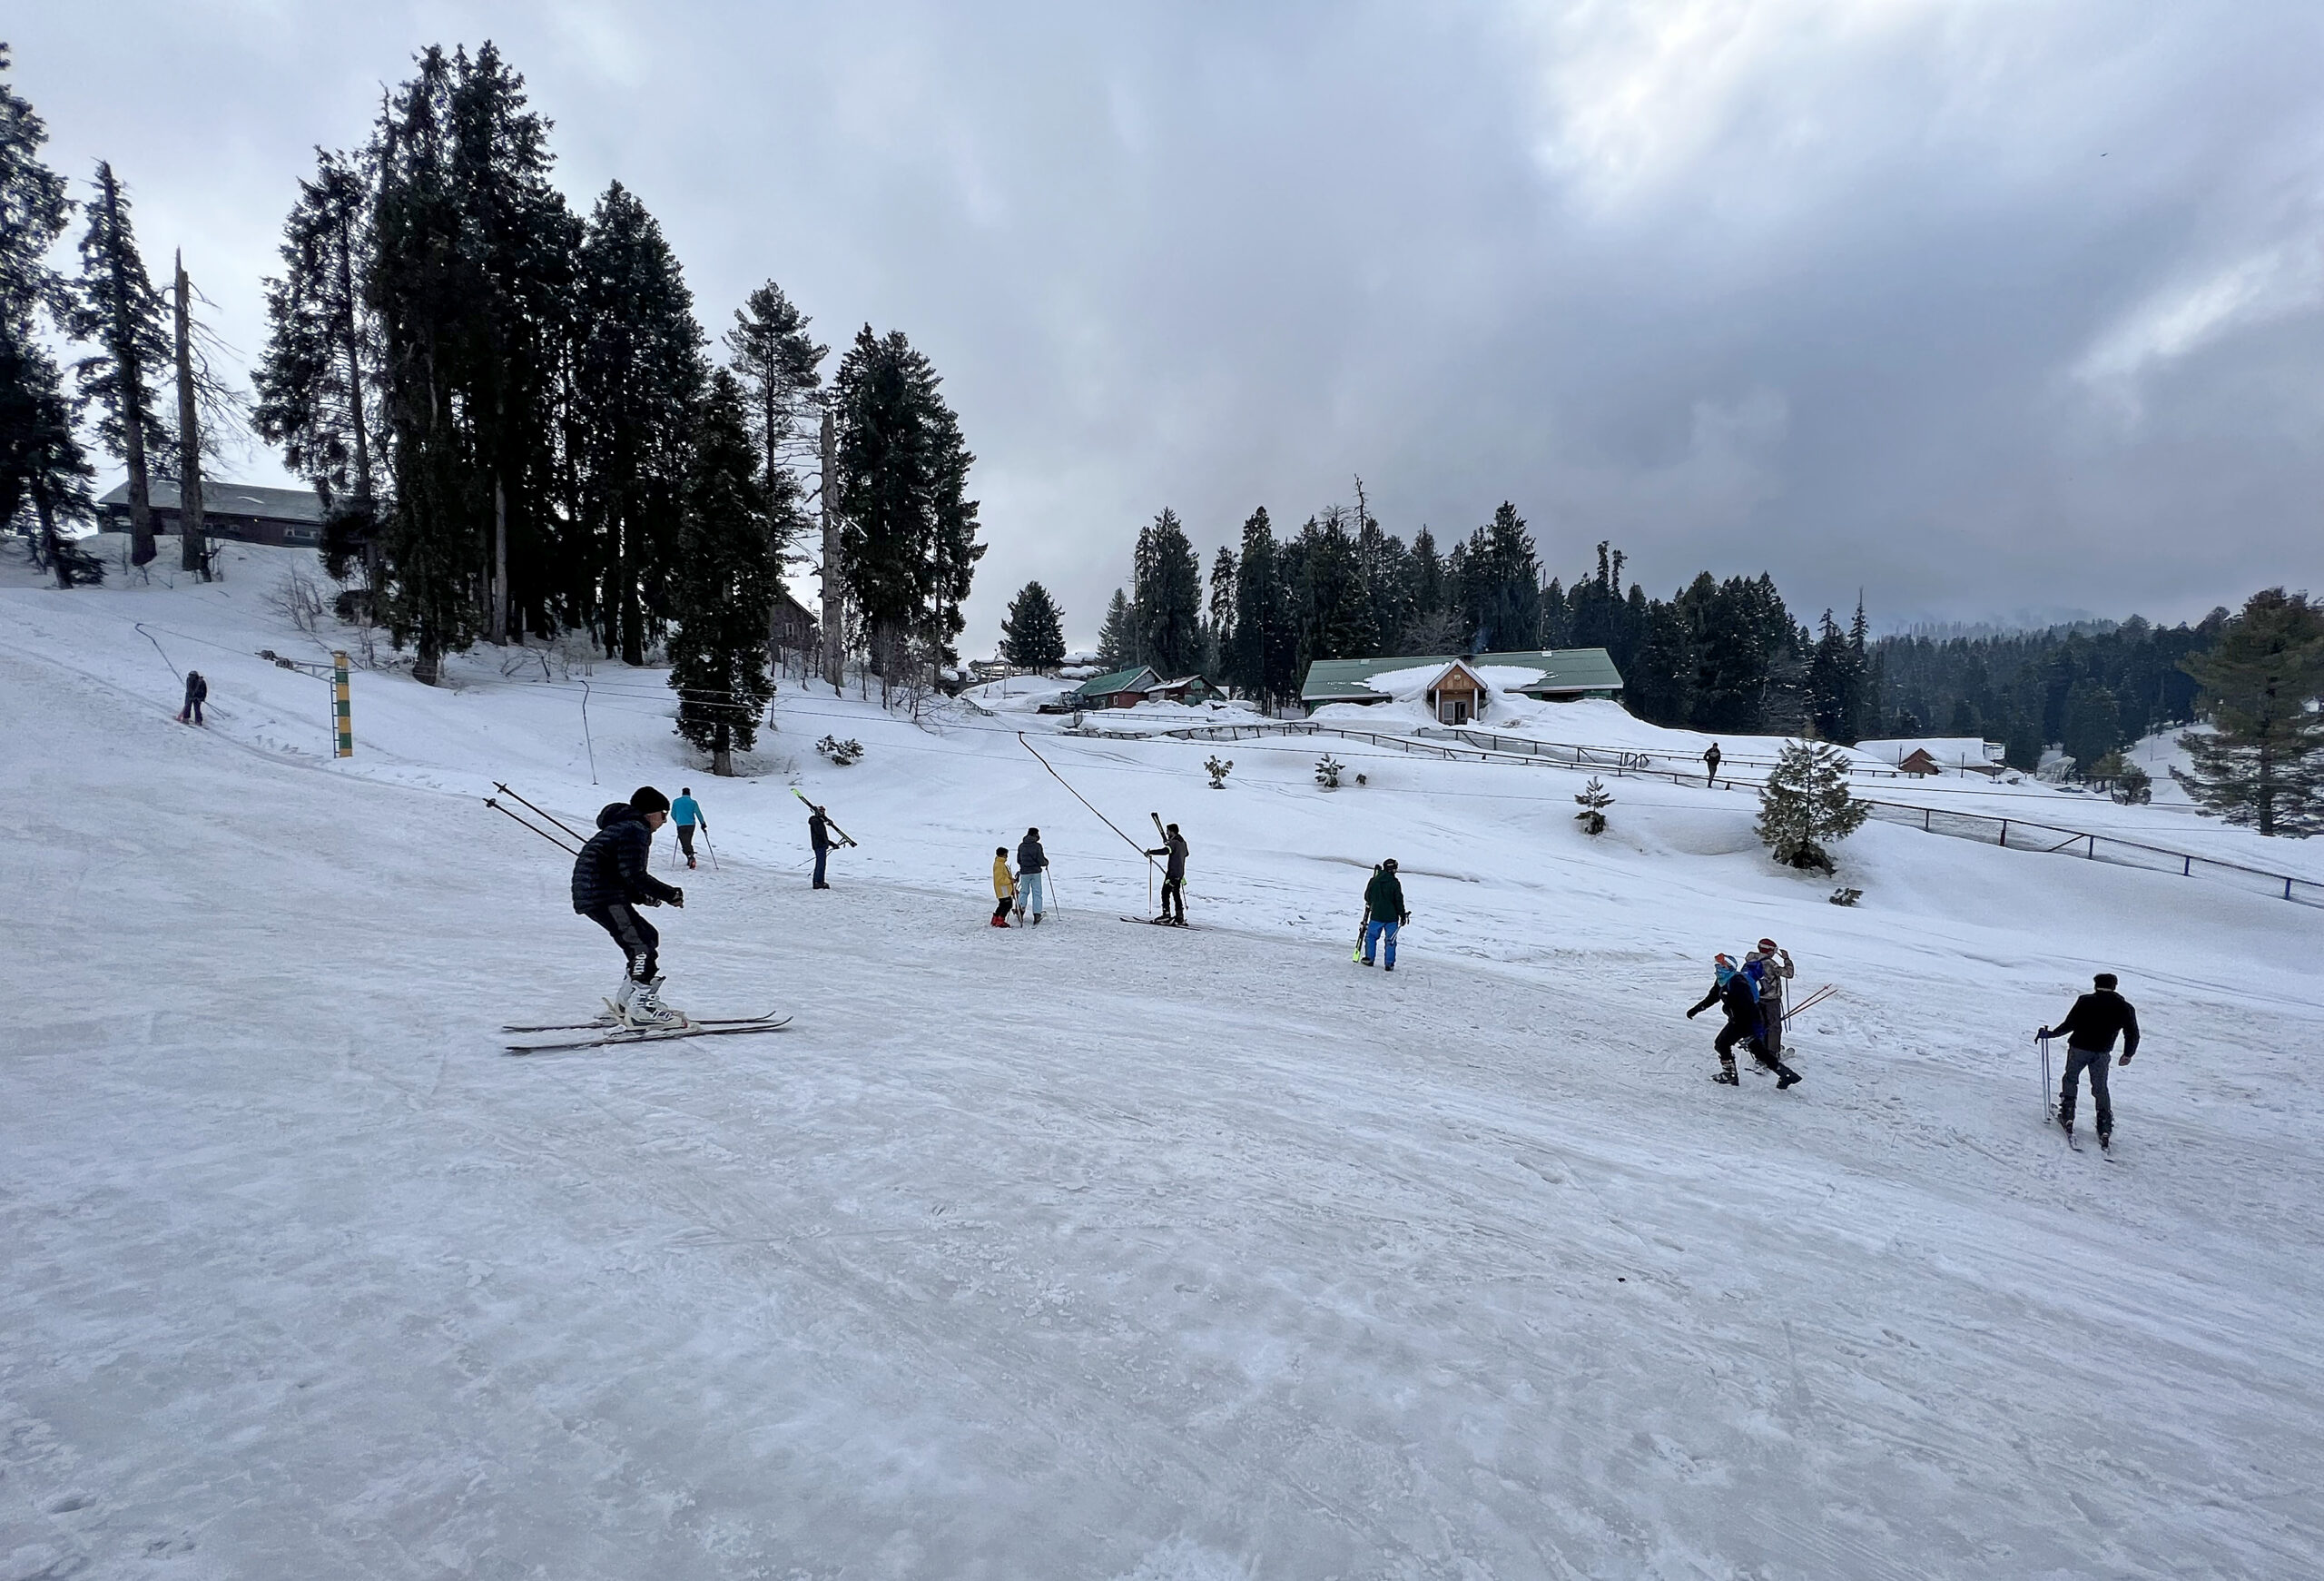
xmin=572 ymin=786 xmax=685 ymax=1028
xmin=2041 ymin=973 xmax=2141 ymax=1151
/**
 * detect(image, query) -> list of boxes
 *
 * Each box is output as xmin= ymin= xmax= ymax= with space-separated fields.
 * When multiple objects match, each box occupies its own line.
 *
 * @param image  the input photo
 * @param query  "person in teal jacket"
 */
xmin=671 ymin=788 xmax=704 ymax=869
xmin=1362 ymin=859 xmax=1408 ymax=970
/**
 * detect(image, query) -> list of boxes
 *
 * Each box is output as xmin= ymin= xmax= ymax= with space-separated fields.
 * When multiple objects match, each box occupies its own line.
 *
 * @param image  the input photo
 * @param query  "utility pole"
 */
xmin=819 ymin=407 xmax=842 ymax=691
xmin=172 ymin=252 xmax=207 ymax=578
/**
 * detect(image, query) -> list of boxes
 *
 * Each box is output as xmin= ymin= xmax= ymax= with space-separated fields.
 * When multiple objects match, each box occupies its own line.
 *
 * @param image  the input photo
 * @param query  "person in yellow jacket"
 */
xmin=990 ymin=846 xmax=1018 ymax=928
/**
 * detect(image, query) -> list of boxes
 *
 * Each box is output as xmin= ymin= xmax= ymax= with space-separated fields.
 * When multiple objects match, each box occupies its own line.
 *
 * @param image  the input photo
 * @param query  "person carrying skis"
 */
xmin=1688 ymin=953 xmax=1801 ymax=1089
xmin=807 ymin=802 xmax=834 ymax=889
xmin=1361 ymin=859 xmax=1408 ymax=970
xmin=1701 ymin=742 xmax=1722 ymax=787
xmin=1015 ymin=827 xmax=1049 ymax=924
xmin=990 ymin=846 xmax=1018 ymax=927
xmin=2039 ymin=972 xmax=2141 ymax=1151
xmin=671 ymin=787 xmax=705 ymax=870
xmin=571 ymin=786 xmax=686 ymax=1029
xmin=1145 ymin=823 xmax=1190 ymax=925
xmin=1746 ymin=938 xmax=1794 ymax=1055
xmin=178 ymin=669 xmax=208 ymax=726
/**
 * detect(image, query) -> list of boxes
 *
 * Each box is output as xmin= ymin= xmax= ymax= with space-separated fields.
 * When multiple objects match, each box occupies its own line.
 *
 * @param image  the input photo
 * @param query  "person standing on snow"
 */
xmin=178 ymin=669 xmax=208 ymax=726
xmin=1701 ymin=742 xmax=1722 ymax=787
xmin=1361 ymin=859 xmax=1408 ymax=969
xmin=1747 ymin=939 xmax=1795 ymax=1055
xmin=671 ymin=787 xmax=705 ymax=870
xmin=1145 ymin=823 xmax=1190 ymax=925
xmin=807 ymin=802 xmax=834 ymax=889
xmin=990 ymin=846 xmax=1018 ymax=927
xmin=1015 ymin=827 xmax=1049 ymax=924
xmin=571 ymin=786 xmax=686 ymax=1029
xmin=2040 ymin=973 xmax=2141 ymax=1151
xmin=1689 ymin=954 xmax=1801 ymax=1089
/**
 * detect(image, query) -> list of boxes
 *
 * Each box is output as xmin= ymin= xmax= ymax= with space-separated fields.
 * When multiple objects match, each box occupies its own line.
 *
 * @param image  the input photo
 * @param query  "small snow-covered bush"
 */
xmin=1315 ymin=754 xmax=1344 ymax=789
xmin=1573 ymin=776 xmax=1613 ymax=835
xmin=1205 ymin=756 xmax=1233 ymax=788
xmin=1830 ymin=886 xmax=1863 ymax=906
xmin=1757 ymin=740 xmax=1869 ymax=873
xmin=815 ymin=735 xmax=864 ymax=766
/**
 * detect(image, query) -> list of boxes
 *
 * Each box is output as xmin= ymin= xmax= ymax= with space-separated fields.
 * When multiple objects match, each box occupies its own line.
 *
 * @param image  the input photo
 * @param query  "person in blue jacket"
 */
xmin=571 ymin=786 xmax=686 ymax=1028
xmin=671 ymin=787 xmax=705 ymax=870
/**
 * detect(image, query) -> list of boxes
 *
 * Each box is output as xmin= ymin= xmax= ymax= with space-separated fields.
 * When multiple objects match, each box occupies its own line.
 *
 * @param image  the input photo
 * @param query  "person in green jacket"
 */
xmin=1362 ymin=859 xmax=1408 ymax=970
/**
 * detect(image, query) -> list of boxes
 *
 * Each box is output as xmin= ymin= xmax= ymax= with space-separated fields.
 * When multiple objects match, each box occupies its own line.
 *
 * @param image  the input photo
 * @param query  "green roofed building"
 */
xmin=1299 ymin=649 xmax=1623 ymax=723
xmin=1069 ymin=665 xmax=1161 ymax=708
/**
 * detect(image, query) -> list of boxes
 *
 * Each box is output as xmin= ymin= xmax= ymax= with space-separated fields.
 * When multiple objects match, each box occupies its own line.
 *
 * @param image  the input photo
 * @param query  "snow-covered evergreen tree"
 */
xmin=1756 ymin=740 xmax=1869 ymax=872
xmin=667 ymin=370 xmax=774 ymax=776
xmin=1573 ymin=776 xmax=1612 ymax=835
xmin=2172 ymin=588 xmax=2324 ymax=835
xmin=1000 ymin=580 xmax=1065 ymax=672
xmin=1095 ymin=588 xmax=1136 ymax=668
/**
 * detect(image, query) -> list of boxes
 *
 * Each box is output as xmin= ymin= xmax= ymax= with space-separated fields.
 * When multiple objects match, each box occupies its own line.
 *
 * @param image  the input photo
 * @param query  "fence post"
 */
xmin=332 ymin=651 xmax=353 ymax=757
xmin=2086 ymin=835 xmax=2096 ymax=858
xmin=1924 ymin=808 xmax=1932 ymax=832
xmin=1999 ymin=820 xmax=2009 ymax=848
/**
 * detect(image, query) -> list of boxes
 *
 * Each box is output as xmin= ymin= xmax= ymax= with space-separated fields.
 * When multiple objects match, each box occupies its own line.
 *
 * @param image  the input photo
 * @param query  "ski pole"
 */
xmin=485 ymin=796 xmax=580 ymax=854
xmin=493 ymin=782 xmax=587 ymax=841
xmin=2039 ymin=1031 xmax=2053 ymax=1121
xmin=701 ymin=825 xmax=721 ymax=873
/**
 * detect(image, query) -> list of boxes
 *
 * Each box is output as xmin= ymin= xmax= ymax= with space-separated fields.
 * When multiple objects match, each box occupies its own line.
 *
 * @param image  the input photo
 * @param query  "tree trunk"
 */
xmin=820 ymin=408 xmax=842 ymax=692
xmin=713 ymin=722 xmax=734 ymax=777
xmin=173 ymin=253 xmax=207 ymax=578
xmin=415 ymin=636 xmax=441 ymax=687
xmin=490 ymin=471 xmax=508 ymax=644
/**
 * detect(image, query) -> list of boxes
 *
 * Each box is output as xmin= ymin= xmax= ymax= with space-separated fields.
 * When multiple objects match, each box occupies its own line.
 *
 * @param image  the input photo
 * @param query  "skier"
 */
xmin=671 ymin=787 xmax=705 ymax=870
xmin=990 ymin=846 xmax=1018 ymax=928
xmin=571 ymin=786 xmax=686 ymax=1029
xmin=1360 ymin=859 xmax=1408 ymax=970
xmin=807 ymin=801 xmax=834 ymax=889
xmin=1144 ymin=822 xmax=1190 ymax=925
xmin=1701 ymin=742 xmax=1722 ymax=787
xmin=1688 ymin=954 xmax=1801 ymax=1089
xmin=2039 ymin=973 xmax=2142 ymax=1151
xmin=1746 ymin=938 xmax=1795 ymax=1055
xmin=1015 ymin=827 xmax=1048 ymax=923
xmin=177 ymin=669 xmax=208 ymax=726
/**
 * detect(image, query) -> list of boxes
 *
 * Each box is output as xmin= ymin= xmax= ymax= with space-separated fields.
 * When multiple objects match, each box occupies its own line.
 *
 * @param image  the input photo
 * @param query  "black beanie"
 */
xmin=630 ymin=786 xmax=672 ymax=815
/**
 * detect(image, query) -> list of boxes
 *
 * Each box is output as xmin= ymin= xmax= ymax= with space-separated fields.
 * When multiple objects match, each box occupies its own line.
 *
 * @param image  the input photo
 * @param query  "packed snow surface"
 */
xmin=5 ymin=540 xmax=2323 ymax=1578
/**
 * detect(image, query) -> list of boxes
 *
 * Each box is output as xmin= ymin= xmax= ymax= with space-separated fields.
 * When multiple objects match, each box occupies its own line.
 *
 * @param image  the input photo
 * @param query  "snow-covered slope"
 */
xmin=5 ymin=542 xmax=2322 ymax=1578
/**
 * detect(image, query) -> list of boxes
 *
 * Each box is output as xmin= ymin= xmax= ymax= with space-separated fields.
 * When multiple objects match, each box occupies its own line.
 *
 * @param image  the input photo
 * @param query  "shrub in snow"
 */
xmin=1757 ymin=739 xmax=1869 ymax=873
xmin=1830 ymin=886 xmax=1863 ymax=906
xmin=1315 ymin=754 xmax=1344 ymax=789
xmin=1205 ymin=756 xmax=1233 ymax=788
xmin=815 ymin=735 xmax=864 ymax=766
xmin=2112 ymin=763 xmax=2152 ymax=805
xmin=1573 ymin=776 xmax=1612 ymax=835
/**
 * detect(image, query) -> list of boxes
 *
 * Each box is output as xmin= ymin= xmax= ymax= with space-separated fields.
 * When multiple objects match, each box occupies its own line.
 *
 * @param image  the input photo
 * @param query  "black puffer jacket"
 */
xmin=571 ymin=803 xmax=682 ymax=914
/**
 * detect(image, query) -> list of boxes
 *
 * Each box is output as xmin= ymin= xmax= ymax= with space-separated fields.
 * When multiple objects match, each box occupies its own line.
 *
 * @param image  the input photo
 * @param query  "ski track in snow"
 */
xmin=4 ymin=544 xmax=2323 ymax=1578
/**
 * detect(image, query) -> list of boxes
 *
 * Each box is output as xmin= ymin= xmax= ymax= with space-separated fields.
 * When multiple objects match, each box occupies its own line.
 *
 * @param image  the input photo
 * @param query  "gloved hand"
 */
xmin=1400 ymin=913 xmax=1411 ymax=924
xmin=1687 ymin=1007 xmax=1699 ymax=1020
xmin=669 ymin=888 xmax=685 ymax=908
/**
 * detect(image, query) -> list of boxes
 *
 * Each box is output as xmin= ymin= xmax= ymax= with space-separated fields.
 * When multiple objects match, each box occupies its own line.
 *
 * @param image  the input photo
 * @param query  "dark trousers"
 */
xmin=675 ymin=824 xmax=696 ymax=858
xmin=992 ymin=894 xmax=1014 ymax=923
xmin=812 ymin=846 xmax=829 ymax=887
xmin=1758 ymin=1002 xmax=1783 ymax=1055
xmin=585 ymin=903 xmax=659 ymax=982
xmin=2060 ymin=1046 xmax=2113 ymax=1134
xmin=1715 ymin=1015 xmax=1762 ymax=1065
xmin=181 ymin=697 xmax=204 ymax=724
xmin=1160 ymin=877 xmax=1184 ymax=923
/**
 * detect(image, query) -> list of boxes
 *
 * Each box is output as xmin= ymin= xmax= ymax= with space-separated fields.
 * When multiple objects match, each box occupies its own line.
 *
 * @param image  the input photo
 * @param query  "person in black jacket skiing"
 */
xmin=572 ymin=786 xmax=685 ymax=1028
xmin=178 ymin=670 xmax=208 ymax=726
xmin=1688 ymin=954 xmax=1801 ymax=1089
xmin=2040 ymin=973 xmax=2141 ymax=1150
xmin=1145 ymin=823 xmax=1189 ymax=925
xmin=1361 ymin=860 xmax=1407 ymax=969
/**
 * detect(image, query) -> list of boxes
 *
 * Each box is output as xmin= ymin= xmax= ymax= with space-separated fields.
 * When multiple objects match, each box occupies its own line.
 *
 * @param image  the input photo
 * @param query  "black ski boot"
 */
xmin=1712 ymin=1067 xmax=1739 ymax=1086
xmin=1776 ymin=1063 xmax=1802 ymax=1090
xmin=2099 ymin=1130 xmax=2112 ymax=1152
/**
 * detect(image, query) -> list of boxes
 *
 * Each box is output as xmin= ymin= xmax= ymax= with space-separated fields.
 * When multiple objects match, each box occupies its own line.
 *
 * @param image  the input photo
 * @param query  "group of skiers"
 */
xmin=1687 ymin=940 xmax=1803 ymax=1089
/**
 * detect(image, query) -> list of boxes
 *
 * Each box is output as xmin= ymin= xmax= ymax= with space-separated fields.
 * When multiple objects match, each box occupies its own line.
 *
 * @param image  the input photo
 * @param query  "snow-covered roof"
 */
xmin=1301 ymin=649 xmax=1622 ymax=703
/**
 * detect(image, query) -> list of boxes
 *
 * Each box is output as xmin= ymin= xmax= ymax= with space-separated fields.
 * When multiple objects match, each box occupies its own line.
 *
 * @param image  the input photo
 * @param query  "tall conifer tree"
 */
xmin=667 ymin=369 xmax=774 ymax=775
xmin=64 ymin=161 xmax=171 ymax=567
xmin=1000 ymin=580 xmax=1066 ymax=672
xmin=0 ymin=47 xmax=91 ymax=558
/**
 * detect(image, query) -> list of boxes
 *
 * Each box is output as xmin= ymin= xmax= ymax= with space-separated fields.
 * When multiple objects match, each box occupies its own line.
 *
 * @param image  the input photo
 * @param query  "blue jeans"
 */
xmin=2060 ymin=1046 xmax=2113 ymax=1134
xmin=1364 ymin=919 xmax=1398 ymax=966
xmin=812 ymin=846 xmax=828 ymax=887
xmin=1020 ymin=871 xmax=1044 ymax=915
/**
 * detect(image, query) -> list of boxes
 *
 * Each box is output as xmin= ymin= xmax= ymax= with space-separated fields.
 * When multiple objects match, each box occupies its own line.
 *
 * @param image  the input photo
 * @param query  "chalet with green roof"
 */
xmin=1299 ymin=649 xmax=1624 ymax=723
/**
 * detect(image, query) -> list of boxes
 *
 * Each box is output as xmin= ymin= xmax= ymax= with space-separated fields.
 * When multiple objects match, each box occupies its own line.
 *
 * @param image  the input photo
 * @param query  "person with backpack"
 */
xmin=1360 ymin=859 xmax=1408 ymax=969
xmin=1144 ymin=823 xmax=1190 ymax=925
xmin=2039 ymin=973 xmax=2142 ymax=1151
xmin=177 ymin=670 xmax=208 ymax=726
xmin=671 ymin=788 xmax=705 ymax=870
xmin=1688 ymin=953 xmax=1801 ymax=1089
xmin=990 ymin=846 xmax=1018 ymax=928
xmin=1746 ymin=939 xmax=1794 ymax=1055
xmin=570 ymin=786 xmax=686 ymax=1029
xmin=1015 ymin=827 xmax=1049 ymax=923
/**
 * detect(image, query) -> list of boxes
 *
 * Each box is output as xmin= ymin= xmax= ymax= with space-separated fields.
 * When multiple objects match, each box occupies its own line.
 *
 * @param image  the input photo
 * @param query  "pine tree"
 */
xmin=1134 ymin=507 xmax=1203 ymax=676
xmin=667 ymin=369 xmax=774 ymax=776
xmin=723 ymin=280 xmax=825 ymax=644
xmin=0 ymin=48 xmax=91 ymax=560
xmin=2061 ymin=678 xmax=2122 ymax=775
xmin=1000 ymin=580 xmax=1066 ymax=672
xmin=1206 ymin=544 xmax=1236 ymax=675
xmin=253 ymin=147 xmax=382 ymax=581
xmin=1628 ymin=598 xmax=1696 ymax=726
xmin=1573 ymin=776 xmax=1613 ymax=835
xmin=64 ymin=161 xmax=171 ymax=567
xmin=2172 ymin=588 xmax=2324 ymax=835
xmin=1096 ymin=587 xmax=1136 ymax=669
xmin=1756 ymin=739 xmax=1871 ymax=872
xmin=1229 ymin=507 xmax=1295 ymax=707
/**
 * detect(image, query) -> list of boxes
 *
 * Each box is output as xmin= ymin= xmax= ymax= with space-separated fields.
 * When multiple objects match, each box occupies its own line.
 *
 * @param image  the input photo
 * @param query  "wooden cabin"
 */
xmin=1424 ymin=660 xmax=1487 ymax=725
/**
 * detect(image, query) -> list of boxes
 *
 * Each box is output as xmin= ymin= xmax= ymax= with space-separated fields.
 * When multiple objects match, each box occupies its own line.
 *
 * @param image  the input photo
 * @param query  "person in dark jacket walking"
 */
xmin=1145 ymin=824 xmax=1189 ymax=925
xmin=1689 ymin=954 xmax=1801 ymax=1089
xmin=1701 ymin=742 xmax=1722 ymax=787
xmin=178 ymin=670 xmax=208 ymax=726
xmin=571 ymin=786 xmax=686 ymax=1028
xmin=2040 ymin=973 xmax=2141 ymax=1150
xmin=807 ymin=803 xmax=833 ymax=888
xmin=1015 ymin=827 xmax=1049 ymax=923
xmin=1361 ymin=859 xmax=1408 ymax=969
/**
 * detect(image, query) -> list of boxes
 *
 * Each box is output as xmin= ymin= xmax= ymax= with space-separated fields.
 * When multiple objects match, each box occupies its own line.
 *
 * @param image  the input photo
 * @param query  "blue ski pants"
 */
xmin=1364 ymin=919 xmax=1398 ymax=967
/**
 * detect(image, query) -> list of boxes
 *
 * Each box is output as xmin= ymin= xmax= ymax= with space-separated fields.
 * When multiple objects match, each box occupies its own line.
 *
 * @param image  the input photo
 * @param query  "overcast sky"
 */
xmin=15 ymin=2 xmax=2324 ymax=646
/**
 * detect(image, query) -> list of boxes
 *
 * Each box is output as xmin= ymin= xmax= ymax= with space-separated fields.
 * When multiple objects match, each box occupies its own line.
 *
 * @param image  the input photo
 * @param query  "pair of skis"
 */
xmin=793 ymin=786 xmax=858 ymax=847
xmin=503 ymin=1011 xmax=790 ymax=1055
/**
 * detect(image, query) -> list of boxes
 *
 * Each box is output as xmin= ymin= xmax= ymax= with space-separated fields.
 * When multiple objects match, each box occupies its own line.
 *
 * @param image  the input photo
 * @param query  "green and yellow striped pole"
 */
xmin=333 ymin=651 xmax=353 ymax=757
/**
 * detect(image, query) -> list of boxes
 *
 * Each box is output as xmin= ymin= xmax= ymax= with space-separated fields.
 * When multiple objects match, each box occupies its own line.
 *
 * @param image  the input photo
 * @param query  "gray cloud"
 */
xmin=15 ymin=1 xmax=2322 ymax=646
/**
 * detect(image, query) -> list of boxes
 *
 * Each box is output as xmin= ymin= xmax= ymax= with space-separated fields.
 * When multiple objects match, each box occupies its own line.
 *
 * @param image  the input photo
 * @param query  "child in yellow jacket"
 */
xmin=990 ymin=847 xmax=1017 ymax=927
